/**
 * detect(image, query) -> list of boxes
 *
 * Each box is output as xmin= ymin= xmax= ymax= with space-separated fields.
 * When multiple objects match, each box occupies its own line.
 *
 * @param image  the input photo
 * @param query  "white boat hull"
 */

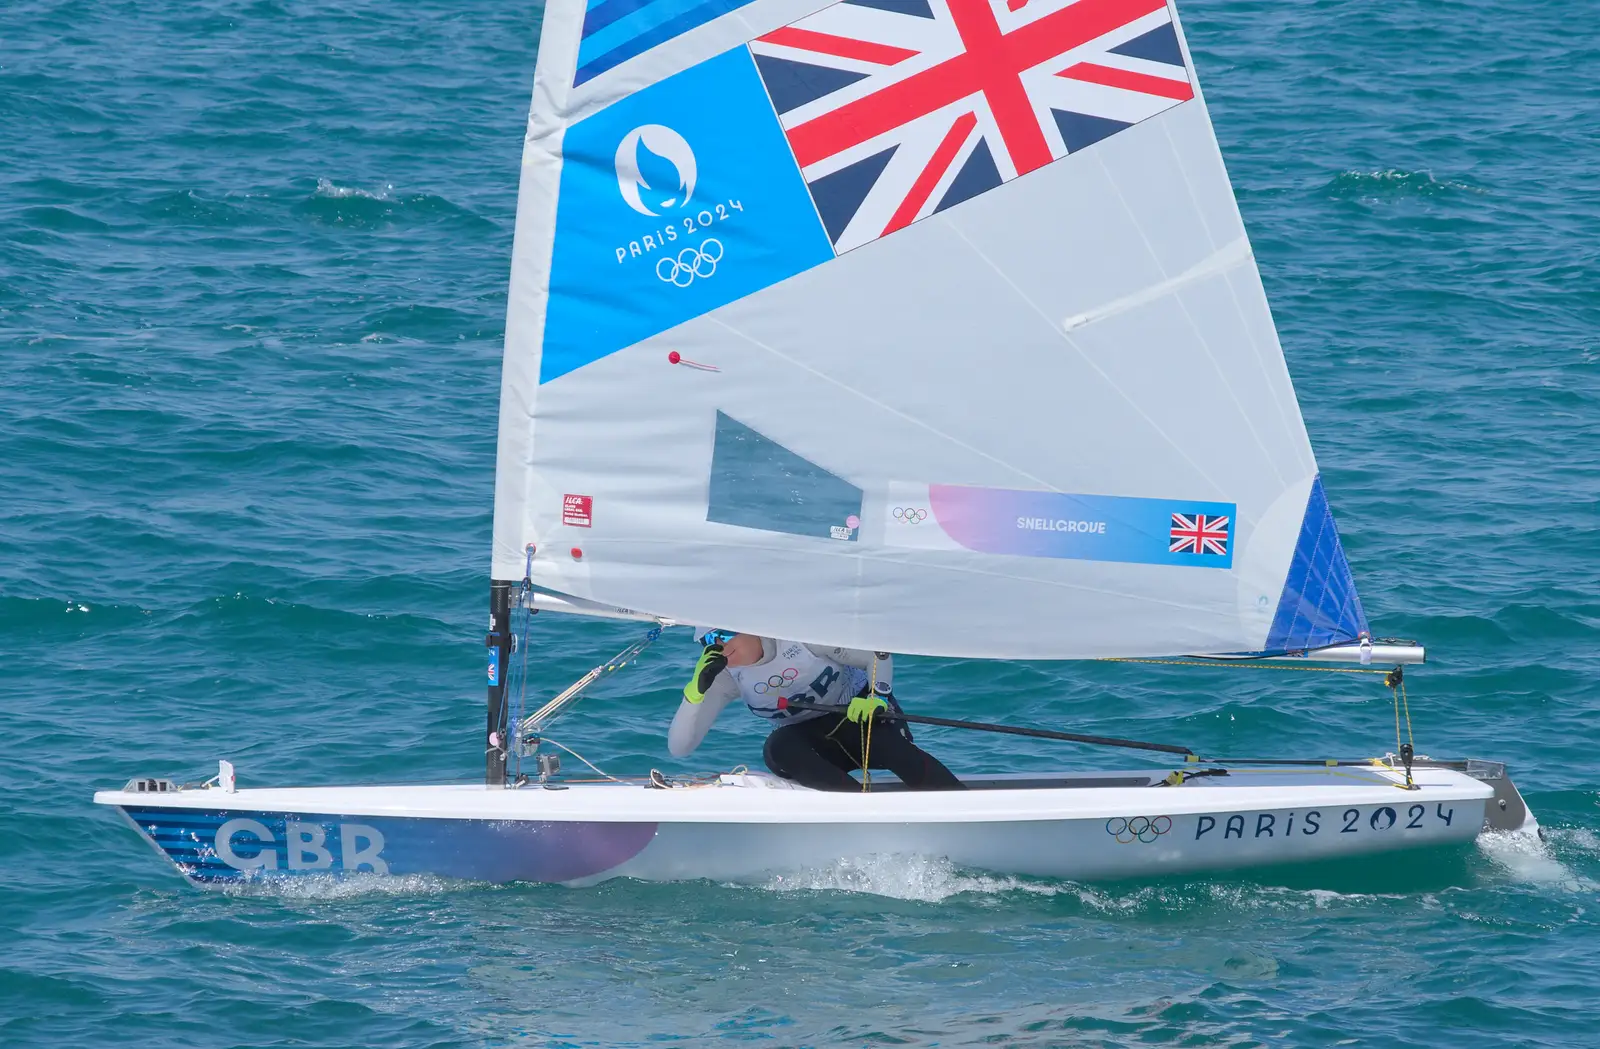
xmin=95 ymin=761 xmax=1534 ymax=886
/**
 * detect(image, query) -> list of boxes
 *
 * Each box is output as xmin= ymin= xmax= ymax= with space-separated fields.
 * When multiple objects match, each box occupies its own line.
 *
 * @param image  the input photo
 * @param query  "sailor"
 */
xmin=669 ymin=631 xmax=964 ymax=791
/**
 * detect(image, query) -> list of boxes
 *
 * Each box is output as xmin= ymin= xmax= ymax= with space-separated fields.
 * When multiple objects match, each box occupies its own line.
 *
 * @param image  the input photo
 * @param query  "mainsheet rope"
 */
xmin=859 ymin=652 xmax=880 ymax=792
xmin=1387 ymin=665 xmax=1418 ymax=788
xmin=514 ymin=614 xmax=1423 ymax=790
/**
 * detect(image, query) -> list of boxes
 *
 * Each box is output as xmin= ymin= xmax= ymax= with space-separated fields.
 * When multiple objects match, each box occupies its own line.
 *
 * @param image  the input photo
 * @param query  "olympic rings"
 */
xmin=656 ymin=238 xmax=723 ymax=287
xmin=1105 ymin=814 xmax=1172 ymax=844
xmin=892 ymin=507 xmax=928 ymax=523
xmin=752 ymin=667 xmax=799 ymax=695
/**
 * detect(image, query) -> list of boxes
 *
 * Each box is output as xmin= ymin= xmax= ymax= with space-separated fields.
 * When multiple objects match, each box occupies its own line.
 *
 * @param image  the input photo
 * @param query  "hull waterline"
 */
xmin=95 ymin=763 xmax=1535 ymax=887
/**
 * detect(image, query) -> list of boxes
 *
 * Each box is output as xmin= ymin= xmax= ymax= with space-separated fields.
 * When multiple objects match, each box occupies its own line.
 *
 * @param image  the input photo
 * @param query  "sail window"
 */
xmin=706 ymin=411 xmax=863 ymax=542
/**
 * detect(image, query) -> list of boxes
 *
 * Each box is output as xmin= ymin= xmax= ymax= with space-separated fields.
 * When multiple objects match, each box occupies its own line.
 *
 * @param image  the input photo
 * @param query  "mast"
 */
xmin=485 ymin=580 xmax=515 ymax=786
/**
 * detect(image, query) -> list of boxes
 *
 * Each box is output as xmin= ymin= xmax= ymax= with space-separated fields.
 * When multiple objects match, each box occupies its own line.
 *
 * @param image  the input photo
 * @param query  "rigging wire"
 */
xmin=540 ymin=736 xmax=621 ymax=782
xmin=506 ymin=541 xmax=663 ymax=781
xmin=518 ymin=627 xmax=662 ymax=738
xmin=507 ymin=577 xmax=536 ymax=782
xmin=1387 ymin=665 xmax=1418 ymax=789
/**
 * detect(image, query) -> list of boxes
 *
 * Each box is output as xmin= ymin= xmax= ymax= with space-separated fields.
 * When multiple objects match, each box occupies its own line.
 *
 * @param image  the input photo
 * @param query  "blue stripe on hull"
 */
xmin=120 ymin=807 xmax=658 ymax=884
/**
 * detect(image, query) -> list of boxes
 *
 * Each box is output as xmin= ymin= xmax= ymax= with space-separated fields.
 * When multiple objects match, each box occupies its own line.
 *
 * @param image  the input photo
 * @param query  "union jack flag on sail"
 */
xmin=1169 ymin=512 xmax=1229 ymax=556
xmin=750 ymin=0 xmax=1195 ymax=254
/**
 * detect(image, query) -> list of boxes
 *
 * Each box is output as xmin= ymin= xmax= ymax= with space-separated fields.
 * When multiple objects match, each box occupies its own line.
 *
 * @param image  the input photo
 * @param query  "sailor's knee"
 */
xmin=762 ymin=731 xmax=789 ymax=774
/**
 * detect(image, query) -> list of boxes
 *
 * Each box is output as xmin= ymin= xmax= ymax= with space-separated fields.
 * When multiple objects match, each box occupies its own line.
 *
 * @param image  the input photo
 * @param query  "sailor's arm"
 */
xmin=667 ymin=669 xmax=738 ymax=757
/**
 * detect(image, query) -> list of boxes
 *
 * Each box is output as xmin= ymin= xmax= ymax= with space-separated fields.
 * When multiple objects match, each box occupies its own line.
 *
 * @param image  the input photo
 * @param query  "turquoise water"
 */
xmin=4 ymin=0 xmax=1598 ymax=1045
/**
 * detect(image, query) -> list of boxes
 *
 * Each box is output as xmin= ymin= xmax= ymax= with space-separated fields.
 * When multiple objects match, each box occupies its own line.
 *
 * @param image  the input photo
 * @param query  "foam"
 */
xmin=216 ymin=871 xmax=457 ymax=900
xmin=312 ymin=177 xmax=392 ymax=200
xmin=1545 ymin=826 xmax=1600 ymax=859
xmin=749 ymin=855 xmax=1067 ymax=903
xmin=744 ymin=857 xmax=1398 ymax=912
xmin=1327 ymin=168 xmax=1484 ymax=197
xmin=1476 ymin=826 xmax=1597 ymax=892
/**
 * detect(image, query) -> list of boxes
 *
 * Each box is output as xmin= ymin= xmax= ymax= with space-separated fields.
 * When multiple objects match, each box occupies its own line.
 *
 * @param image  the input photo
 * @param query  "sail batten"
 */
xmin=491 ymin=0 xmax=1369 ymax=659
xmin=1061 ymin=235 xmax=1251 ymax=331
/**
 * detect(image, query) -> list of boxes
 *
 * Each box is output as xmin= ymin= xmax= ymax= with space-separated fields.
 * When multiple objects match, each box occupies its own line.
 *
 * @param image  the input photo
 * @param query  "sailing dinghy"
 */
xmin=97 ymin=0 xmax=1536 ymax=885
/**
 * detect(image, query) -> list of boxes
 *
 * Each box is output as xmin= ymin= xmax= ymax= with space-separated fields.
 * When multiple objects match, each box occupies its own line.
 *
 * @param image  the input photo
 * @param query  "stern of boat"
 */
xmin=1406 ymin=757 xmax=1538 ymax=838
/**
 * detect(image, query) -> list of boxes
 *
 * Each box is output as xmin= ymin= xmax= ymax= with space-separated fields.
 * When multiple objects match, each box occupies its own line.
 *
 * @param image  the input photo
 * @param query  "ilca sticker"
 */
xmin=563 ymin=494 xmax=593 ymax=528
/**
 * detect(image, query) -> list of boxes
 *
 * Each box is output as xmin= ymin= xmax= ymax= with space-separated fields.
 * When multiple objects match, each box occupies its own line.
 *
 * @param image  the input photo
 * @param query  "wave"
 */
xmin=312 ymin=177 xmax=392 ymax=201
xmin=17 ymin=204 xmax=114 ymax=234
xmin=354 ymin=302 xmax=483 ymax=342
xmin=137 ymin=188 xmax=255 ymax=227
xmin=296 ymin=177 xmax=496 ymax=231
xmin=1325 ymin=168 xmax=1486 ymax=201
xmin=0 ymin=595 xmax=152 ymax=637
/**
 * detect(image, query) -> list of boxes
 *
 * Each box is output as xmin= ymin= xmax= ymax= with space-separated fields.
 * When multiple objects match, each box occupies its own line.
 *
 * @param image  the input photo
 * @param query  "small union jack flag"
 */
xmin=750 ymin=0 xmax=1194 ymax=254
xmin=1169 ymin=512 xmax=1229 ymax=556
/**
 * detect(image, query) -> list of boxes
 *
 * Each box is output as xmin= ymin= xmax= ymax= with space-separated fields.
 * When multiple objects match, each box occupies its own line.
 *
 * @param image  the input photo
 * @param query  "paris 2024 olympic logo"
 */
xmin=753 ymin=667 xmax=799 ymax=695
xmin=615 ymin=125 xmax=696 ymax=217
xmin=613 ymin=123 xmax=742 ymax=288
xmin=1106 ymin=815 xmax=1172 ymax=844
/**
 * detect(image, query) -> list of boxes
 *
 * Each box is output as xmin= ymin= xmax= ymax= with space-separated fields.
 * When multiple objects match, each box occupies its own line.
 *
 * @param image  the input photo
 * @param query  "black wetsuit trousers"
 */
xmin=763 ymin=712 xmax=964 ymax=791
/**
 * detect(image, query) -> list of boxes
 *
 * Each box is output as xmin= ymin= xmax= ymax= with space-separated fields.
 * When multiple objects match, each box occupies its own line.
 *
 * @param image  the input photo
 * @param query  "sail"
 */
xmin=491 ymin=0 xmax=1370 ymax=658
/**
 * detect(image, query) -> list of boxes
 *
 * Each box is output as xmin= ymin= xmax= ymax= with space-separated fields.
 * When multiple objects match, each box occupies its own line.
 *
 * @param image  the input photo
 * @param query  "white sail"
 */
xmin=491 ymin=0 xmax=1367 ymax=658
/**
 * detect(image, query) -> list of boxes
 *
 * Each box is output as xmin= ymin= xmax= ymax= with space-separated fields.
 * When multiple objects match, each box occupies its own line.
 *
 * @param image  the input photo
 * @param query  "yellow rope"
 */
xmin=1174 ymin=763 xmax=1419 ymax=790
xmin=1392 ymin=682 xmax=1403 ymax=758
xmin=860 ymin=652 xmax=878 ymax=792
xmin=1400 ymin=678 xmax=1415 ymax=750
xmin=862 ymin=713 xmax=873 ymax=792
xmin=1391 ymin=674 xmax=1417 ymax=788
xmin=1099 ymin=657 xmax=1387 ymax=674
xmin=1103 ymin=653 xmax=1424 ymax=792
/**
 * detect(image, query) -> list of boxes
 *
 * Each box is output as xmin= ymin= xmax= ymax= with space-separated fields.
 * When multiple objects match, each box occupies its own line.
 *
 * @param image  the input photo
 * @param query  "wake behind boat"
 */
xmin=97 ymin=0 xmax=1537 ymax=885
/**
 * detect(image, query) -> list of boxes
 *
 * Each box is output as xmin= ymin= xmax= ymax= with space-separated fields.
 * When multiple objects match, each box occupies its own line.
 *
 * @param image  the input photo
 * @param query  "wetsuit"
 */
xmin=668 ymin=638 xmax=962 ymax=792
xmin=762 ymin=707 xmax=964 ymax=792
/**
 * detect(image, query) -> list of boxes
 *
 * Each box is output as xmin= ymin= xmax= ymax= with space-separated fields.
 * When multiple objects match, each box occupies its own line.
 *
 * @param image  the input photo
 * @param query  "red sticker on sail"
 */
xmin=563 ymin=494 xmax=593 ymax=527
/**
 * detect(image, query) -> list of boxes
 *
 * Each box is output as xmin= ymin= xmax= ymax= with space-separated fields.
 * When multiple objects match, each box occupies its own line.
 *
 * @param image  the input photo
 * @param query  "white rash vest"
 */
xmin=667 ymin=639 xmax=892 ymax=758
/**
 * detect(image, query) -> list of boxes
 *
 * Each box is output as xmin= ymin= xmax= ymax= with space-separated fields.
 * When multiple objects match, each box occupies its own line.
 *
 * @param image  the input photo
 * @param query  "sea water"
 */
xmin=2 ymin=0 xmax=1597 ymax=1046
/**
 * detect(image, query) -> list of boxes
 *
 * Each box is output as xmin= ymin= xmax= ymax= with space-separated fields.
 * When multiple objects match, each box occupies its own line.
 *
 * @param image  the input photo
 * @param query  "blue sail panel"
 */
xmin=541 ymin=47 xmax=834 ymax=382
xmin=1265 ymin=478 xmax=1369 ymax=652
xmin=576 ymin=0 xmax=756 ymax=85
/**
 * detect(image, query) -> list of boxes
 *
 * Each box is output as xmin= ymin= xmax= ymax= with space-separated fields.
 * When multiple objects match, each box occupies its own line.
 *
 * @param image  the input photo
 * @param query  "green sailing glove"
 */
xmin=683 ymin=644 xmax=727 ymax=704
xmin=844 ymin=694 xmax=887 ymax=724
